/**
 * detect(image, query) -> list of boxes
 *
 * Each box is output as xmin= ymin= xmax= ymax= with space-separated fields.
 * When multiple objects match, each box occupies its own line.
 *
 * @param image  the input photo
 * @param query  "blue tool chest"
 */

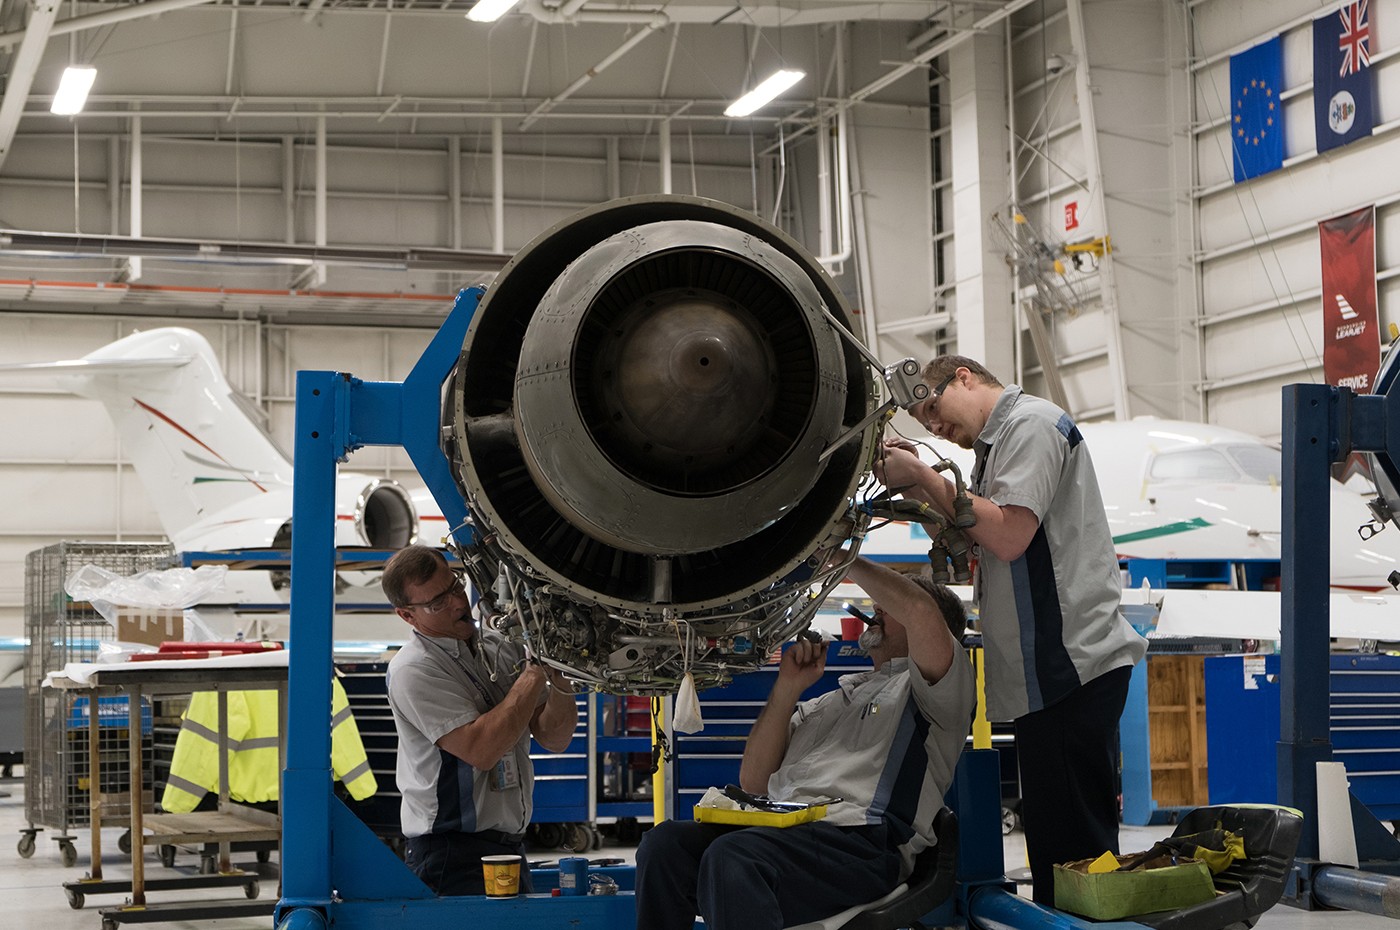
xmin=1205 ymin=653 xmax=1400 ymax=821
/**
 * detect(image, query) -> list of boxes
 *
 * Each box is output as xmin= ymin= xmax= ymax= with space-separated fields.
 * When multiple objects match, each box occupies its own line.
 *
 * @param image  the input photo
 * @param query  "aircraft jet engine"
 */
xmin=444 ymin=196 xmax=905 ymax=694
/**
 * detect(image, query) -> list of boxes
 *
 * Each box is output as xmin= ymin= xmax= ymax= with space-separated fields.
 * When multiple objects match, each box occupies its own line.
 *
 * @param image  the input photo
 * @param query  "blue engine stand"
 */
xmin=274 ymin=285 xmax=1133 ymax=929
xmin=1277 ymin=383 xmax=1400 ymax=909
xmin=277 ymin=287 xmax=635 ymax=928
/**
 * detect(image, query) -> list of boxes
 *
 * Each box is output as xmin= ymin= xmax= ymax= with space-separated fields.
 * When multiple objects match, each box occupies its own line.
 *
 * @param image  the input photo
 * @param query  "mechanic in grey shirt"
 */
xmin=879 ymin=355 xmax=1147 ymax=905
xmin=382 ymin=545 xmax=578 ymax=895
xmin=635 ymin=555 xmax=975 ymax=929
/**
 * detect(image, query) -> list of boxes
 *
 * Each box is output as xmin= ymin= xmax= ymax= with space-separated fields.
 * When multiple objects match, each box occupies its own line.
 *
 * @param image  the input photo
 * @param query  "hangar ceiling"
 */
xmin=0 ymin=0 xmax=1015 ymax=319
xmin=0 ymin=1 xmax=967 ymax=140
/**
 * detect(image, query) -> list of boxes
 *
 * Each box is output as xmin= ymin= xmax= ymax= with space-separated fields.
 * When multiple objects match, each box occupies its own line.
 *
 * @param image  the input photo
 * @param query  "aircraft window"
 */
xmin=1148 ymin=448 xmax=1241 ymax=481
xmin=1223 ymin=444 xmax=1282 ymax=484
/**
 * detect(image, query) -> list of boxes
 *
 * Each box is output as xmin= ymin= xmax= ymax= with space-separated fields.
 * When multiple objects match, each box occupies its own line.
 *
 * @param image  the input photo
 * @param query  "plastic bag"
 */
xmin=64 ymin=563 xmax=228 ymax=641
xmin=695 ymin=786 xmax=742 ymax=810
xmin=674 ymin=671 xmax=705 ymax=733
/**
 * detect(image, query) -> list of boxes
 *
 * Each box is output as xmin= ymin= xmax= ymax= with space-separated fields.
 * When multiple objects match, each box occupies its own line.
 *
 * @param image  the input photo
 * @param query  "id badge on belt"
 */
xmin=490 ymin=752 xmax=520 ymax=791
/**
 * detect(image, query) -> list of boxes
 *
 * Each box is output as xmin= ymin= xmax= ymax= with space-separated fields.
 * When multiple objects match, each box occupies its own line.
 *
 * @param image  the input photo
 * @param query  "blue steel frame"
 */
xmin=273 ymin=285 xmax=1147 ymax=930
xmin=1278 ymin=384 xmax=1400 ymax=909
xmin=276 ymin=287 xmax=636 ymax=929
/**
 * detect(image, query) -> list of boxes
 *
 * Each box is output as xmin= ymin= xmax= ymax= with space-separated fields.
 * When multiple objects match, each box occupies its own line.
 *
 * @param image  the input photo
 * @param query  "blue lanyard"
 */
xmin=418 ymin=632 xmax=504 ymax=710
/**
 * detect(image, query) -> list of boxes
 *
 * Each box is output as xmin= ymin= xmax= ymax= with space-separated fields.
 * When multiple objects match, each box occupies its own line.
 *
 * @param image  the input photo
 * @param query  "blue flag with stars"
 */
xmin=1230 ymin=35 xmax=1284 ymax=182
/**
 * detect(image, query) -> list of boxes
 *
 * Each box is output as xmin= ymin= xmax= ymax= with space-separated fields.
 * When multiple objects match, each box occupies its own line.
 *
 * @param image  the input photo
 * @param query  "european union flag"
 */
xmin=1314 ymin=1 xmax=1375 ymax=155
xmin=1230 ymin=36 xmax=1284 ymax=182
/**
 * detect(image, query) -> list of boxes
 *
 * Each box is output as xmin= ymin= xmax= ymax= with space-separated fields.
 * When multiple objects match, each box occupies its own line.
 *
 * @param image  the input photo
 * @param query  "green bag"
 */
xmin=1054 ymin=855 xmax=1217 ymax=920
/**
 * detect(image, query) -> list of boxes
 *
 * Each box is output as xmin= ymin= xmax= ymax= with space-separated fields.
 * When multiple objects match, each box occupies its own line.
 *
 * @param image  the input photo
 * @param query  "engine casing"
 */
xmin=446 ymin=196 xmax=878 ymax=692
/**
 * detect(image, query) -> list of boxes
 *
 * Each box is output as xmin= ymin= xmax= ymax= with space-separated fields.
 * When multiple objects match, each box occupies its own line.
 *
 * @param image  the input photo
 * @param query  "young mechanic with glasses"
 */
xmin=877 ymin=356 xmax=1146 ymax=905
xmin=381 ymin=544 xmax=578 ymax=895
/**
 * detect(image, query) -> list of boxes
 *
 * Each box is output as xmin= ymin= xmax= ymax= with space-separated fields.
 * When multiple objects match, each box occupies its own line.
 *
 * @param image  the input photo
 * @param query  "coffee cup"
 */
xmin=482 ymin=854 xmax=522 ymax=897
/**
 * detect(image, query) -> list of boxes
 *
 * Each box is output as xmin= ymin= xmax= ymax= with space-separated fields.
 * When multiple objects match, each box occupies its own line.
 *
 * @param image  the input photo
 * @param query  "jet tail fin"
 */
xmin=0 ymin=328 xmax=293 ymax=547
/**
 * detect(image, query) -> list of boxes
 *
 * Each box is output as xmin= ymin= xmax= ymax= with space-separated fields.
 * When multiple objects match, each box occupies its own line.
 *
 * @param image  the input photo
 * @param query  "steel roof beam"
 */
xmin=0 ymin=0 xmax=61 ymax=173
xmin=0 ymin=0 xmax=219 ymax=50
xmin=0 ymin=228 xmax=512 ymax=273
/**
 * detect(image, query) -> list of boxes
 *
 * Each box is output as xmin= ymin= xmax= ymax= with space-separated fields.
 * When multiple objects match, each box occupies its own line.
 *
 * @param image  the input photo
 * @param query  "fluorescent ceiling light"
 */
xmin=51 ymin=66 xmax=97 ymax=116
xmin=466 ymin=0 xmax=520 ymax=21
xmin=724 ymin=69 xmax=805 ymax=118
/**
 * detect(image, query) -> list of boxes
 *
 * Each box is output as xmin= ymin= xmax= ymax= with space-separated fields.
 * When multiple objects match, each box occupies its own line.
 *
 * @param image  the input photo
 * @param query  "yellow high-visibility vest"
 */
xmin=161 ymin=677 xmax=377 ymax=812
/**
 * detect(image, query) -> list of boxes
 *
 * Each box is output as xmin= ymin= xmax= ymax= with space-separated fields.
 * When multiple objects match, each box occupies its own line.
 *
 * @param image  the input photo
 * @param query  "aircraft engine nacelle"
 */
xmin=446 ymin=195 xmax=880 ymax=693
xmin=334 ymin=478 xmax=419 ymax=549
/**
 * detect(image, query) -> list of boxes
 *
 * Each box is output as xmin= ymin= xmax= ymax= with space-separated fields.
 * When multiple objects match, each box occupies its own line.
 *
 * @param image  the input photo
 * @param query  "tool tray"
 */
xmin=692 ymin=802 xmax=828 ymax=828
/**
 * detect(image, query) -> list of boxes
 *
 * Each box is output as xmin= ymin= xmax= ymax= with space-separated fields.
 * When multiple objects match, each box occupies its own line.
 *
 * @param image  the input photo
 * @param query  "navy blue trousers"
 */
xmin=635 ymin=819 xmax=903 ymax=930
xmin=403 ymin=832 xmax=533 ymax=897
xmin=1014 ymin=664 xmax=1132 ymax=905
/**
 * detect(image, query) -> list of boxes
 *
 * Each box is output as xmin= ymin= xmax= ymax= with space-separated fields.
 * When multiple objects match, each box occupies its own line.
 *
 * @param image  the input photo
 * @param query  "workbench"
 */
xmin=46 ymin=652 xmax=287 ymax=928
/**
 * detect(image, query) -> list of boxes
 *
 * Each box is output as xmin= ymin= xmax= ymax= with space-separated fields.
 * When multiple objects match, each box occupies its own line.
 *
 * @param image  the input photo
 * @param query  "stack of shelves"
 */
xmin=1145 ymin=655 xmax=1210 ymax=810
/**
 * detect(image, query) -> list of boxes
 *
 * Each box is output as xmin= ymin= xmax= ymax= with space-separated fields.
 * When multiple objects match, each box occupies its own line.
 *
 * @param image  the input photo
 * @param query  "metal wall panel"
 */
xmin=1189 ymin=0 xmax=1400 ymax=434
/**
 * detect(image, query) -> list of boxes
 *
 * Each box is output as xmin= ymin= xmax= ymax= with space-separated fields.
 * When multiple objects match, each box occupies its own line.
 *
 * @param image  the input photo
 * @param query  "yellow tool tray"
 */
xmin=693 ymin=803 xmax=828 ymax=828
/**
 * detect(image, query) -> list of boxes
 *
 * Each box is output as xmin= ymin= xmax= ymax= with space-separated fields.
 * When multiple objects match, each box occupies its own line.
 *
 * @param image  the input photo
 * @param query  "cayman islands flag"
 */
xmin=1314 ymin=1 xmax=1375 ymax=154
xmin=1230 ymin=36 xmax=1285 ymax=182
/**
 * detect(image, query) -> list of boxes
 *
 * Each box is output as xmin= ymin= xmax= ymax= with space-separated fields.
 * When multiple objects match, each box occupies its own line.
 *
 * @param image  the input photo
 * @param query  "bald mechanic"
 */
xmin=382 ymin=545 xmax=578 ymax=895
xmin=879 ymin=355 xmax=1147 ymax=904
xmin=634 ymin=555 xmax=975 ymax=929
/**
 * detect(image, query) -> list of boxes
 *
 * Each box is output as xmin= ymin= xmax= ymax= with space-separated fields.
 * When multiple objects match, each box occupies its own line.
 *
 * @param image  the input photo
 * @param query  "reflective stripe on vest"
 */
xmin=160 ymin=678 xmax=377 ymax=812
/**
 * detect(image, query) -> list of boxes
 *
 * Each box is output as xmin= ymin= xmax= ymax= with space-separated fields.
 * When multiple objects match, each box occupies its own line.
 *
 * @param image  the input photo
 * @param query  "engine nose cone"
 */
xmin=514 ymin=218 xmax=842 ymax=554
xmin=603 ymin=290 xmax=777 ymax=480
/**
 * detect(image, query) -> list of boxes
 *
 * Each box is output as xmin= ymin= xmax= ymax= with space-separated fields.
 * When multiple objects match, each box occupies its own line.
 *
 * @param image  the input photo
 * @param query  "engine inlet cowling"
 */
xmin=446 ymin=195 xmax=878 ymax=693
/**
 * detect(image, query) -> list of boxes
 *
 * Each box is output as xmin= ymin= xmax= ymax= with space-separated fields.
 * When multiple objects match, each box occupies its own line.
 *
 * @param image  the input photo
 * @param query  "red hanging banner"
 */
xmin=1319 ymin=205 xmax=1380 ymax=392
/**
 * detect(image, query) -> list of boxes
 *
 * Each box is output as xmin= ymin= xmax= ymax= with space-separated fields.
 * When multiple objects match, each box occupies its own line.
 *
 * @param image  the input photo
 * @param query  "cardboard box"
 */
xmin=1054 ymin=855 xmax=1216 ymax=920
xmin=115 ymin=608 xmax=184 ymax=648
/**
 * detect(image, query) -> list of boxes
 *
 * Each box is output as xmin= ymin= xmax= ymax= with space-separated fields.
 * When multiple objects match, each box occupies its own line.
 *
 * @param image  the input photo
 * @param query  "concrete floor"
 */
xmin=1 ymin=769 xmax=1393 ymax=930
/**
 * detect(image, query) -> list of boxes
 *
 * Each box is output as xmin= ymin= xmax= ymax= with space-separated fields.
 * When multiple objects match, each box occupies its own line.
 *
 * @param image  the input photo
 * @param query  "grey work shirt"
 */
xmin=970 ymin=385 xmax=1147 ymax=720
xmin=386 ymin=628 xmax=534 ymax=839
xmin=766 ymin=645 xmax=975 ymax=879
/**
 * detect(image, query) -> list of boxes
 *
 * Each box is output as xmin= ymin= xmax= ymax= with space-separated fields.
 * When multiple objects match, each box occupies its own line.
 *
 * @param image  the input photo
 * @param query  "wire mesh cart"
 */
xmin=21 ymin=541 xmax=173 ymax=866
